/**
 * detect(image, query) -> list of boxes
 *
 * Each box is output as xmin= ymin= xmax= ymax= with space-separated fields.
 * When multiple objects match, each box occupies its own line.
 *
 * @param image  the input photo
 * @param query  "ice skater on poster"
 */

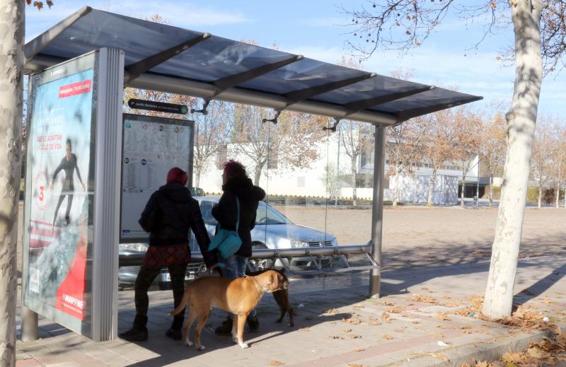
xmin=52 ymin=138 xmax=86 ymax=226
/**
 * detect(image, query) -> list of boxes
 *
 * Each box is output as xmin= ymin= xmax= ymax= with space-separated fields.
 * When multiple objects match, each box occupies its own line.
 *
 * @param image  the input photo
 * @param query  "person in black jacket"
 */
xmin=119 ymin=167 xmax=213 ymax=342
xmin=212 ymin=160 xmax=265 ymax=335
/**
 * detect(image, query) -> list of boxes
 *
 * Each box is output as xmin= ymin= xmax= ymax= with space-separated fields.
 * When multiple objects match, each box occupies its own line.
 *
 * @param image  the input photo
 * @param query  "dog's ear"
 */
xmin=269 ymin=271 xmax=278 ymax=286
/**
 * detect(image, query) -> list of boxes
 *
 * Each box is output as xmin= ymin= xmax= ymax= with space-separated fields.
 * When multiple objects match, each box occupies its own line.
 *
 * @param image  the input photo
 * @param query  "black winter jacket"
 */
xmin=139 ymin=182 xmax=215 ymax=266
xmin=211 ymin=177 xmax=266 ymax=258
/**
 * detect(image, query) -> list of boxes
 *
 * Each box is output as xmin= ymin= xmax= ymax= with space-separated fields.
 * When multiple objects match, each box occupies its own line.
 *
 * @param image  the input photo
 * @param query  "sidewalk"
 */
xmin=16 ymin=256 xmax=565 ymax=367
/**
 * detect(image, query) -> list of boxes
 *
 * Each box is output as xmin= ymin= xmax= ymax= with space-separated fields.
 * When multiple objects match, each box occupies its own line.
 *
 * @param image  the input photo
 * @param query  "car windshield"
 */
xmin=198 ymin=200 xmax=291 ymax=226
xmin=256 ymin=203 xmax=291 ymax=225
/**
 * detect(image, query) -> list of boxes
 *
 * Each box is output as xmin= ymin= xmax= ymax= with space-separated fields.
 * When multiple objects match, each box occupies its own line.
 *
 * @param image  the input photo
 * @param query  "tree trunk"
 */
xmin=460 ymin=174 xmax=466 ymax=208
xmin=483 ymin=0 xmax=543 ymax=320
xmin=254 ymin=161 xmax=264 ymax=186
xmin=427 ymin=169 xmax=437 ymax=207
xmin=0 ymin=1 xmax=24 ymax=366
xmin=351 ymin=158 xmax=357 ymax=206
xmin=392 ymin=166 xmax=399 ymax=207
xmin=194 ymin=166 xmax=202 ymax=188
xmin=537 ymin=182 xmax=542 ymax=208
xmin=555 ymin=164 xmax=561 ymax=208
xmin=488 ymin=175 xmax=494 ymax=207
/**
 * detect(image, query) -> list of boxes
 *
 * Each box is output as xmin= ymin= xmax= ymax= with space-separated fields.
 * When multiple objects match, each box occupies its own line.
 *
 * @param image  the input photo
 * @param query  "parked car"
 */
xmin=190 ymin=187 xmax=205 ymax=197
xmin=118 ymin=197 xmax=339 ymax=288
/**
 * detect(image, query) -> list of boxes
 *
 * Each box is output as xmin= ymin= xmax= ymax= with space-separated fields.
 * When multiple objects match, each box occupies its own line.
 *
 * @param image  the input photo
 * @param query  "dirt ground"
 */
xmin=17 ymin=204 xmax=566 ymax=272
xmin=274 ymin=206 xmax=566 ymax=269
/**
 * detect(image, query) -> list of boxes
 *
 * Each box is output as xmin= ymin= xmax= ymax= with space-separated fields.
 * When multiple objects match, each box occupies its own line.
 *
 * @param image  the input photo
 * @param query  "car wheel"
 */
xmin=250 ymin=242 xmax=274 ymax=271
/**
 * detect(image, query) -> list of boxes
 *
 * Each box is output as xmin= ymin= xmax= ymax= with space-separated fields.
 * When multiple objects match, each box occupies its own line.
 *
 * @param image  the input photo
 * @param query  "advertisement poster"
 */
xmin=23 ymin=55 xmax=95 ymax=332
xmin=120 ymin=114 xmax=193 ymax=241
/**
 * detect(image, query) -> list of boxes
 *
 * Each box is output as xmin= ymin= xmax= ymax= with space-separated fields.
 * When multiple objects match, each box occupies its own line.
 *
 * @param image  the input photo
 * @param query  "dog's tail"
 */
xmin=169 ymin=289 xmax=190 ymax=317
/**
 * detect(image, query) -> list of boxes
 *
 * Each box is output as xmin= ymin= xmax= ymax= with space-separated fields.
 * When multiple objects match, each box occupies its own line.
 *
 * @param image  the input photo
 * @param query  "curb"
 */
xmin=388 ymin=324 xmax=566 ymax=367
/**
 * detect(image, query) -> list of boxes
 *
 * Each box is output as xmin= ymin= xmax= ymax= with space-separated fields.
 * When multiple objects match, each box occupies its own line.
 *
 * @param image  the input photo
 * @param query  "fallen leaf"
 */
xmin=325 ymin=308 xmax=337 ymax=315
xmin=344 ymin=317 xmax=363 ymax=325
xmin=269 ymin=360 xmax=285 ymax=366
xmin=411 ymin=294 xmax=438 ymax=304
xmin=386 ymin=306 xmax=403 ymax=314
xmin=429 ymin=352 xmax=449 ymax=361
xmin=383 ymin=335 xmax=394 ymax=340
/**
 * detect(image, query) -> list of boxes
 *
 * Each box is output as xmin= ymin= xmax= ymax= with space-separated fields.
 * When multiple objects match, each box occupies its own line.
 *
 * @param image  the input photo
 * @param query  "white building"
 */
xmin=195 ymin=133 xmax=481 ymax=205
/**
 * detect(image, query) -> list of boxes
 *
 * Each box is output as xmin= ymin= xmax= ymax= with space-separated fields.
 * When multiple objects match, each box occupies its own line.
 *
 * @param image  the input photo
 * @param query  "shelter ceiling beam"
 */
xmin=283 ymin=72 xmax=376 ymax=107
xmin=125 ymin=33 xmax=211 ymax=83
xmin=396 ymin=96 xmax=483 ymax=122
xmin=343 ymin=85 xmax=434 ymax=118
xmin=212 ymin=55 xmax=303 ymax=95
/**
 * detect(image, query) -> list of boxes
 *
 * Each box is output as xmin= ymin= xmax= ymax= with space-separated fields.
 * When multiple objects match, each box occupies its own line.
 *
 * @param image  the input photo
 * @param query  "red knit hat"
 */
xmin=166 ymin=167 xmax=188 ymax=185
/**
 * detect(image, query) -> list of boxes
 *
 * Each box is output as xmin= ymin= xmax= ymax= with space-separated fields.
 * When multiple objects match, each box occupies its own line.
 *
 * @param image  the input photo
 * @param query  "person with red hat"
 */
xmin=119 ymin=167 xmax=215 ymax=342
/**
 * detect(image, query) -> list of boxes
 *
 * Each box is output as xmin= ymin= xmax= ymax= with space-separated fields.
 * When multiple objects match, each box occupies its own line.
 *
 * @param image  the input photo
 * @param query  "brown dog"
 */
xmin=247 ymin=268 xmax=295 ymax=327
xmin=170 ymin=269 xmax=287 ymax=350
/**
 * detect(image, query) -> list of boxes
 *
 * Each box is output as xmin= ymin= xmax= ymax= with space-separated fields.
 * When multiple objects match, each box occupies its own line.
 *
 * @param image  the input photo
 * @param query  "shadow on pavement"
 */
xmin=120 ymin=300 xmax=353 ymax=367
xmin=514 ymin=263 xmax=566 ymax=308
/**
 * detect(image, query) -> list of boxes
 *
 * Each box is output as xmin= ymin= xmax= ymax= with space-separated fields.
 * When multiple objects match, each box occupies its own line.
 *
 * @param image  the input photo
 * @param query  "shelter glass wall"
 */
xmin=190 ymin=101 xmax=376 ymax=261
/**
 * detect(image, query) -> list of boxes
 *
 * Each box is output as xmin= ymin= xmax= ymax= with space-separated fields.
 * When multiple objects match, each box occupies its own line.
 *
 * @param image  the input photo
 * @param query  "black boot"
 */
xmin=214 ymin=317 xmax=233 ymax=336
xmin=247 ymin=314 xmax=259 ymax=332
xmin=119 ymin=315 xmax=148 ymax=342
xmin=166 ymin=316 xmax=183 ymax=340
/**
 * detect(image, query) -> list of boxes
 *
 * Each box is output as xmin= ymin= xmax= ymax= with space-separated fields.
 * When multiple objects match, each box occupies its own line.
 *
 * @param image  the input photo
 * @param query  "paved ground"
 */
xmin=276 ymin=206 xmax=566 ymax=269
xmin=16 ymin=255 xmax=565 ymax=367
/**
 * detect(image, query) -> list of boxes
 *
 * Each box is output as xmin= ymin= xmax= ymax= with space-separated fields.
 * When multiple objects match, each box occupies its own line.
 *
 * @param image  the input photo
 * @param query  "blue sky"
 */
xmin=26 ymin=0 xmax=565 ymax=119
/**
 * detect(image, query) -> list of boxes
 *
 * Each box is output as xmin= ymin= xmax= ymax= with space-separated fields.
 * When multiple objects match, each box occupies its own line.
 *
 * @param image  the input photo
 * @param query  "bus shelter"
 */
xmin=22 ymin=6 xmax=482 ymax=341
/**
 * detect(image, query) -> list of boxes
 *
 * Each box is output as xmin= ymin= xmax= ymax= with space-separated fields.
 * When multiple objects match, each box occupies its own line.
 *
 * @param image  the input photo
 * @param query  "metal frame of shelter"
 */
xmin=22 ymin=6 xmax=482 ymax=341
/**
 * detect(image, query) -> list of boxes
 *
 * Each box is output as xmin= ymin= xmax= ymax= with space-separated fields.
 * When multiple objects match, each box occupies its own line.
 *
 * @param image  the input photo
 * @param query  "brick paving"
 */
xmin=16 ymin=255 xmax=566 ymax=367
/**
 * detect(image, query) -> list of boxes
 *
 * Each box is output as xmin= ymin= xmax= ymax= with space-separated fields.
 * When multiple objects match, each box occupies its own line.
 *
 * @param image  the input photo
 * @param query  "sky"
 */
xmin=25 ymin=0 xmax=566 ymax=120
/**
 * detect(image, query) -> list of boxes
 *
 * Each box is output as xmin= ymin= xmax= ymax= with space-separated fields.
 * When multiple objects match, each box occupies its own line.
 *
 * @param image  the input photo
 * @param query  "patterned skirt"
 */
xmin=143 ymin=244 xmax=190 ymax=268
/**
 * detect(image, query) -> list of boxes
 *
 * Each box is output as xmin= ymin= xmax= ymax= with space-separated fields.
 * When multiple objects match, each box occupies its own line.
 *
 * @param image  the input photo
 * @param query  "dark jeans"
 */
xmin=53 ymin=192 xmax=73 ymax=224
xmin=134 ymin=263 xmax=187 ymax=329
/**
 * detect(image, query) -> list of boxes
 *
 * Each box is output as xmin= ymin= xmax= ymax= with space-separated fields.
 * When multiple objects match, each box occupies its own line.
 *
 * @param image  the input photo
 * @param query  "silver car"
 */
xmin=196 ymin=196 xmax=337 ymax=249
xmin=118 ymin=197 xmax=339 ymax=288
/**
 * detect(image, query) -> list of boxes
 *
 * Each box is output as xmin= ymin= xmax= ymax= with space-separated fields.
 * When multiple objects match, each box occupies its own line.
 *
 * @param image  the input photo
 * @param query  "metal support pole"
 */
xmin=21 ymin=75 xmax=39 ymax=342
xmin=21 ymin=307 xmax=38 ymax=341
xmin=369 ymin=125 xmax=385 ymax=297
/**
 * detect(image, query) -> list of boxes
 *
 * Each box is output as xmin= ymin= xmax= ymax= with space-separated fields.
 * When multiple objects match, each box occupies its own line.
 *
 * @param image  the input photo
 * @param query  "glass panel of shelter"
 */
xmin=185 ymin=99 xmax=378 ymax=271
xmin=257 ymin=110 xmax=331 ymax=271
xmin=325 ymin=119 xmax=376 ymax=270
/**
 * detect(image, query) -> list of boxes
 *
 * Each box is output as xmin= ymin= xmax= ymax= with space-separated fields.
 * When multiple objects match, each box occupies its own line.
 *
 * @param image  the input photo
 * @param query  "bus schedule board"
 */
xmin=22 ymin=52 xmax=97 ymax=335
xmin=120 ymin=114 xmax=194 ymax=242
